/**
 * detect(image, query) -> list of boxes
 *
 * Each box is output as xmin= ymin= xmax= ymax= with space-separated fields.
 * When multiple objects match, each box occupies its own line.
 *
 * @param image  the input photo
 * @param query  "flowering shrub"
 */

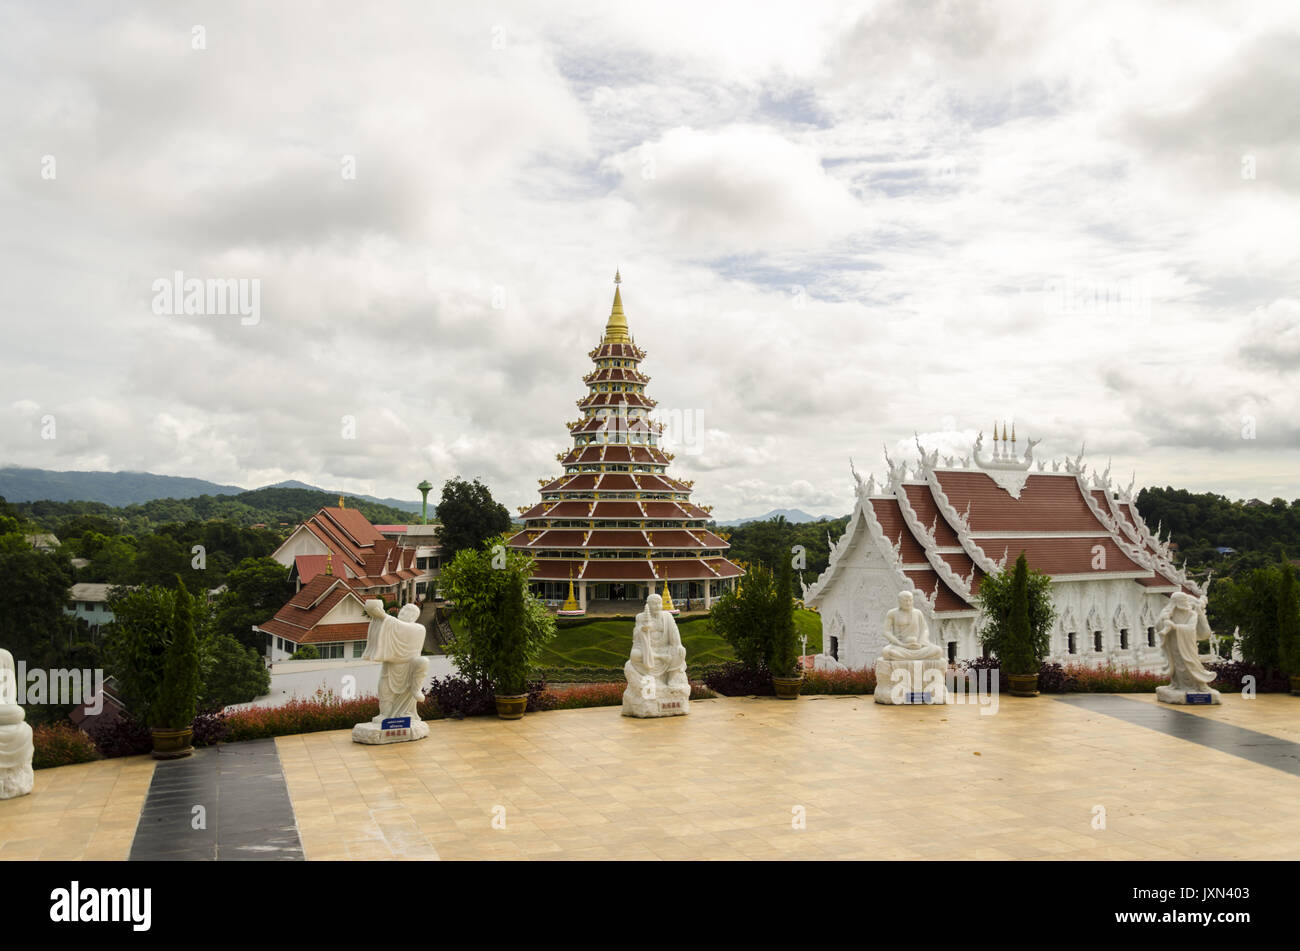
xmin=221 ymin=688 xmax=439 ymax=742
xmin=32 ymin=724 xmax=101 ymax=769
xmin=192 ymin=711 xmax=231 ymax=747
xmin=1056 ymin=661 xmax=1162 ymax=693
xmin=700 ymin=662 xmax=775 ymax=696
xmin=425 ymin=675 xmax=550 ymax=717
xmin=537 ymin=681 xmax=712 ymax=710
xmin=1205 ymin=661 xmax=1290 ymax=693
xmin=801 ymin=667 xmax=877 ymax=695
xmin=87 ymin=715 xmax=152 ymax=759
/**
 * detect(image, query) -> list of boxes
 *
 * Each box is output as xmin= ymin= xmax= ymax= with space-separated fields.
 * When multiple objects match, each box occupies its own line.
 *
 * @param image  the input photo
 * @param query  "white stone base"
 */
xmin=874 ymin=658 xmax=948 ymax=705
xmin=0 ymin=764 xmax=34 ymax=800
xmin=1156 ymin=685 xmax=1221 ymax=705
xmin=352 ymin=719 xmax=430 ymax=744
xmin=622 ymin=688 xmax=689 ymax=718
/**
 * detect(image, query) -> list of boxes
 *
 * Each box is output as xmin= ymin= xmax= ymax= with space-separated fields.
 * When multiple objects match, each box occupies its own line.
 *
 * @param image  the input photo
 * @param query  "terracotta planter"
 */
xmin=1007 ymin=673 xmax=1039 ymax=698
xmin=1290 ymin=675 xmax=1300 ymax=697
xmin=494 ymin=694 xmax=528 ymax=720
xmin=772 ymin=673 xmax=804 ymax=700
xmin=150 ymin=727 xmax=194 ymax=760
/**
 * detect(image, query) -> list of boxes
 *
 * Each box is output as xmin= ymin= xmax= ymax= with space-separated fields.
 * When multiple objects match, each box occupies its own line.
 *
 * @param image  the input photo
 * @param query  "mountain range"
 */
xmin=0 ymin=467 xmax=424 ymax=513
xmin=714 ymin=508 xmax=835 ymax=527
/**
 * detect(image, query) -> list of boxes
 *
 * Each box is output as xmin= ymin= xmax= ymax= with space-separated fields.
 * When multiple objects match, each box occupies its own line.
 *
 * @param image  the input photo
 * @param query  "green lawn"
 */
xmin=537 ymin=609 xmax=823 ymax=668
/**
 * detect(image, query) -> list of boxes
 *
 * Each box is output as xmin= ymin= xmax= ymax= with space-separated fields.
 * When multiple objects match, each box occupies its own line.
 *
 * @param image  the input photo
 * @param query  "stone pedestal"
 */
xmin=874 ymin=658 xmax=948 ymax=705
xmin=351 ymin=718 xmax=430 ymax=744
xmin=622 ymin=685 xmax=689 ymax=718
xmin=1155 ymin=685 xmax=1221 ymax=706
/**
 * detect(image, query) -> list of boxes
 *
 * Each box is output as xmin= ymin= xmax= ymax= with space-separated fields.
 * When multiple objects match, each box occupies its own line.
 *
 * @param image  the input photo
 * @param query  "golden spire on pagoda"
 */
xmin=602 ymin=270 xmax=631 ymax=344
xmin=338 ymin=495 xmax=345 ymax=508
xmin=661 ymin=578 xmax=675 ymax=613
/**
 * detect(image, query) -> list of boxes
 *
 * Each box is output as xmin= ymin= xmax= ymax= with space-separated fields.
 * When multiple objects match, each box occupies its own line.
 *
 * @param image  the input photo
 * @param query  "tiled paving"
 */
xmin=4 ymin=693 xmax=1298 ymax=861
xmin=1055 ymin=695 xmax=1300 ymax=777
xmin=275 ymin=693 xmax=1300 ymax=860
xmin=0 ymin=753 xmax=154 ymax=860
xmin=130 ymin=739 xmax=303 ymax=860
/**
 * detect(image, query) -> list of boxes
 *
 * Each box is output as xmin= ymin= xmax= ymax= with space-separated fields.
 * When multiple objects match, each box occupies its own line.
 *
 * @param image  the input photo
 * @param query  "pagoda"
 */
xmin=509 ymin=273 xmax=742 ymax=615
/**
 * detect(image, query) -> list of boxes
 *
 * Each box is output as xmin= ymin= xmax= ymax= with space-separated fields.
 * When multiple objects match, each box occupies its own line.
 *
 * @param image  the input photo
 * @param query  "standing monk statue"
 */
xmin=1154 ymin=591 xmax=1221 ymax=705
xmin=353 ymin=601 xmax=432 ymax=743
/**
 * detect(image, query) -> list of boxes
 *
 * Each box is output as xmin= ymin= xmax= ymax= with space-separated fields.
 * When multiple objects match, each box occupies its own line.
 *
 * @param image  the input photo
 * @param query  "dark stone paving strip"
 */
xmin=1054 ymin=695 xmax=1300 ymax=778
xmin=129 ymin=738 xmax=304 ymax=861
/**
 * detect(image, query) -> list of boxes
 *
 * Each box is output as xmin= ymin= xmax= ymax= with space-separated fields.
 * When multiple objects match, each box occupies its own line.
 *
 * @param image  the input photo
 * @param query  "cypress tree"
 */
xmin=152 ymin=578 xmax=200 ymax=729
xmin=1006 ymin=552 xmax=1033 ymax=674
xmin=770 ymin=555 xmax=799 ymax=676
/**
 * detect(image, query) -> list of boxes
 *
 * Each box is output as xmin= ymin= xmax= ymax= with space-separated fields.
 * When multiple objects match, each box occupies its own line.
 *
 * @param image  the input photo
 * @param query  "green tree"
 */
xmin=977 ymin=552 xmax=1056 ymax=675
xmin=440 ymin=536 xmax=555 ymax=694
xmin=0 ymin=531 xmax=77 ymax=663
xmin=199 ymin=634 xmax=270 ymax=712
xmin=213 ymin=556 xmax=294 ymax=652
xmin=769 ymin=556 xmax=799 ymax=676
xmin=1214 ymin=566 xmax=1282 ymax=667
xmin=151 ymin=579 xmax=200 ymax=729
xmin=436 ymin=477 xmax=510 ymax=560
xmin=1277 ymin=562 xmax=1300 ymax=677
xmin=708 ymin=563 xmax=778 ymax=671
xmin=104 ymin=585 xmax=172 ymax=721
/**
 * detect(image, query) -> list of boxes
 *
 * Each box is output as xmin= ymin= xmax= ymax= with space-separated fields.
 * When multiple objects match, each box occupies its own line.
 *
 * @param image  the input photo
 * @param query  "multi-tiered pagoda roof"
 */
xmin=509 ymin=274 xmax=742 ymax=609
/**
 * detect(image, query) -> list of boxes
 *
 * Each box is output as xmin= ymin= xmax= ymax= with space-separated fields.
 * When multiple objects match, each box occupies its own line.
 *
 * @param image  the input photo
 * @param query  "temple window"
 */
xmin=1093 ymin=631 xmax=1103 ymax=652
xmin=1067 ymin=632 xmax=1077 ymax=654
xmin=1146 ymin=626 xmax=1155 ymax=647
xmin=1119 ymin=629 xmax=1129 ymax=650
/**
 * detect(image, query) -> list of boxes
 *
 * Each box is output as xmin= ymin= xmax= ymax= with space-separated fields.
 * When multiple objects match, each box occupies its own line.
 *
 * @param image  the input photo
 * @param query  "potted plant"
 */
xmin=1278 ymin=563 xmax=1300 ymax=697
xmin=440 ymin=537 xmax=556 ymax=720
xmin=977 ymin=552 xmax=1055 ymax=698
xmin=769 ymin=557 xmax=803 ymax=699
xmin=149 ymin=579 xmax=200 ymax=758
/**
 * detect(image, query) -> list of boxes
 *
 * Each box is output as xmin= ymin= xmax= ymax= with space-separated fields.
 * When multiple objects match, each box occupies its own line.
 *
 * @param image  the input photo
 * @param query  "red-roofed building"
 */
xmin=257 ymin=504 xmax=431 ymax=659
xmin=804 ymin=430 xmax=1201 ymax=670
xmin=508 ymin=274 xmax=742 ymax=613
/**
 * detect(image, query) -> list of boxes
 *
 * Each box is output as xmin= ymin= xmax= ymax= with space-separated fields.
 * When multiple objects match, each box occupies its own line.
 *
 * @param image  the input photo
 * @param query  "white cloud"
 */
xmin=2 ymin=0 xmax=1298 ymax=520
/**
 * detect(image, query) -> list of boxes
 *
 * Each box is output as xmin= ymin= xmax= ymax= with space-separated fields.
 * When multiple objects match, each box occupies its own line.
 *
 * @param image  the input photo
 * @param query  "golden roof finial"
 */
xmin=338 ymin=494 xmax=345 ymax=508
xmin=602 ymin=272 xmax=631 ymax=344
xmin=325 ymin=553 xmax=333 ymax=575
xmin=1011 ymin=422 xmax=1016 ymax=443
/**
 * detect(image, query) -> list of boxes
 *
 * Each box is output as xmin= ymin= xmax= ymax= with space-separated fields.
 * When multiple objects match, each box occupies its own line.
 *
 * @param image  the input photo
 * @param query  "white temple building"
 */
xmin=803 ymin=428 xmax=1202 ymax=671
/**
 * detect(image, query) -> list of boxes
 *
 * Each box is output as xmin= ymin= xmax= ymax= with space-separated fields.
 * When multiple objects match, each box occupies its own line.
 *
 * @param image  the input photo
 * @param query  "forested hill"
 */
xmin=11 ymin=486 xmax=420 ymax=537
xmin=1135 ymin=486 xmax=1300 ymax=567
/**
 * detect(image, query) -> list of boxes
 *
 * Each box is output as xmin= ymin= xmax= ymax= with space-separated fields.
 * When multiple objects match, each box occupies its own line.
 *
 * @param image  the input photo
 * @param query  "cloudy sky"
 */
xmin=2 ymin=1 xmax=1298 ymax=520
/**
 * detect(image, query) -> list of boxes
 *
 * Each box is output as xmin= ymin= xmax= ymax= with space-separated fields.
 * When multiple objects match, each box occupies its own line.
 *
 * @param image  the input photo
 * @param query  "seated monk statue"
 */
xmin=0 ymin=647 xmax=34 ymax=799
xmin=880 ymin=590 xmax=943 ymax=661
xmin=623 ymin=593 xmax=690 ymax=716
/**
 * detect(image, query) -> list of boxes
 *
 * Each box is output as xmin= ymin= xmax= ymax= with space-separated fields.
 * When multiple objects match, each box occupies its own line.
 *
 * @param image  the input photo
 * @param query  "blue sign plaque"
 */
xmin=905 ymin=692 xmax=932 ymax=704
xmin=381 ymin=717 xmax=412 ymax=730
xmin=1185 ymin=694 xmax=1213 ymax=705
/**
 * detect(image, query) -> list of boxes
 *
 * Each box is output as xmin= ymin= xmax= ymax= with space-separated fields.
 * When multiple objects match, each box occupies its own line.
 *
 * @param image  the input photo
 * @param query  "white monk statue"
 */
xmin=352 ymin=601 xmax=432 ymax=743
xmin=881 ymin=590 xmax=943 ymax=661
xmin=875 ymin=590 xmax=947 ymax=704
xmin=623 ymin=593 xmax=690 ymax=717
xmin=0 ymin=648 xmax=34 ymax=799
xmin=1154 ymin=591 xmax=1221 ymax=705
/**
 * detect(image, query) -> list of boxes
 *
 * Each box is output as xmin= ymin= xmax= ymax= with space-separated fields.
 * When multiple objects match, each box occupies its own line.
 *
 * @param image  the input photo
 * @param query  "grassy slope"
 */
xmin=538 ymin=609 xmax=823 ymax=668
